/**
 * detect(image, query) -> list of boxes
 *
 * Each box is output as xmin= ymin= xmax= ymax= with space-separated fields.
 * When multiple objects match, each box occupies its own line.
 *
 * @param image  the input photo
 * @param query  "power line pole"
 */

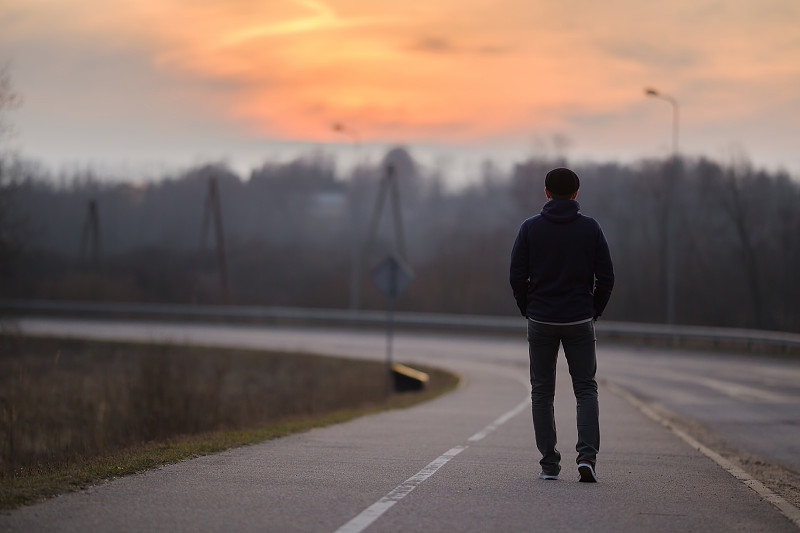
xmin=363 ymin=163 xmax=407 ymax=264
xmin=79 ymin=199 xmax=102 ymax=270
xmin=333 ymin=122 xmax=365 ymax=311
xmin=356 ymin=163 xmax=408 ymax=314
xmin=200 ymin=177 xmax=230 ymax=304
xmin=347 ymin=192 xmax=363 ymax=311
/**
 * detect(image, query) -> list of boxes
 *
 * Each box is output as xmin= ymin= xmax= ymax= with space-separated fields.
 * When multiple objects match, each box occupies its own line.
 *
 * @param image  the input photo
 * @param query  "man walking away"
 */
xmin=509 ymin=167 xmax=614 ymax=483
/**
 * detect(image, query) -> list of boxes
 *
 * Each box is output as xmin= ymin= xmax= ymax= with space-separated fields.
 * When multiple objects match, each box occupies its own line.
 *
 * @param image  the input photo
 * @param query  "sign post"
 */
xmin=371 ymin=254 xmax=414 ymax=394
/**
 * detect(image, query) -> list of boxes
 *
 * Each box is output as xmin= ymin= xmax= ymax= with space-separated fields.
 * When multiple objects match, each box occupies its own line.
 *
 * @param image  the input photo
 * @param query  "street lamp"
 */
xmin=333 ymin=122 xmax=364 ymax=311
xmin=332 ymin=122 xmax=360 ymax=146
xmin=645 ymin=87 xmax=680 ymax=325
xmin=644 ymin=87 xmax=679 ymax=157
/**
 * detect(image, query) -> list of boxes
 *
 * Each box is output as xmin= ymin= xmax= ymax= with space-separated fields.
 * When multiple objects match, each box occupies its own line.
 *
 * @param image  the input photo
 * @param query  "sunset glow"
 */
xmin=2 ymin=0 xmax=799 ymax=175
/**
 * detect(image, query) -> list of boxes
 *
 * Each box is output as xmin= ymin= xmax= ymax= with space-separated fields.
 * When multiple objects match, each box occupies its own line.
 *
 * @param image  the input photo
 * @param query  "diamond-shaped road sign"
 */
xmin=371 ymin=255 xmax=414 ymax=297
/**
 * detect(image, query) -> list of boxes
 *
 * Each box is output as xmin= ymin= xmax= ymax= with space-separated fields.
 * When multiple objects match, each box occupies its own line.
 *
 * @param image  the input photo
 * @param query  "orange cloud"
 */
xmin=6 ymin=0 xmax=800 ymax=152
xmin=116 ymin=0 xmax=591 ymax=140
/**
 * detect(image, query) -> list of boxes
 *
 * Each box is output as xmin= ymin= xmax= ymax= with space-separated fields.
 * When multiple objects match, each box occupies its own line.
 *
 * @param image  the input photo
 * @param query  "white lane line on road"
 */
xmin=468 ymin=397 xmax=530 ymax=442
xmin=333 ymin=446 xmax=467 ymax=533
xmin=689 ymin=375 xmax=796 ymax=403
xmin=334 ymin=396 xmax=530 ymax=533
xmin=607 ymin=381 xmax=800 ymax=529
xmin=655 ymin=369 xmax=797 ymax=403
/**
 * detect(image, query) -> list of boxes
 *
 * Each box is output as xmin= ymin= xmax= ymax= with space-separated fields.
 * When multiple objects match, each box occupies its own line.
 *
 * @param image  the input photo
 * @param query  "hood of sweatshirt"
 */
xmin=540 ymin=199 xmax=581 ymax=223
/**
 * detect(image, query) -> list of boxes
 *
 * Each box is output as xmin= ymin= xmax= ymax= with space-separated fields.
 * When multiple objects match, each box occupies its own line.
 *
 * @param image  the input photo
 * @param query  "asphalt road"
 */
xmin=2 ymin=317 xmax=799 ymax=532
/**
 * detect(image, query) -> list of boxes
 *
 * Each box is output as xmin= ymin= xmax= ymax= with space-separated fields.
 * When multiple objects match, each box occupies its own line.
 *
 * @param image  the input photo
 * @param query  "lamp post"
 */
xmin=332 ymin=122 xmax=360 ymax=146
xmin=645 ymin=87 xmax=680 ymax=325
xmin=333 ymin=122 xmax=364 ymax=311
xmin=644 ymin=88 xmax=679 ymax=156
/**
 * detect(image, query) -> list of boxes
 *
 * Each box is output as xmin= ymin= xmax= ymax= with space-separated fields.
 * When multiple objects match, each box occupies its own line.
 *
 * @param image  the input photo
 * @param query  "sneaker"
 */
xmin=577 ymin=462 xmax=597 ymax=483
xmin=538 ymin=472 xmax=559 ymax=480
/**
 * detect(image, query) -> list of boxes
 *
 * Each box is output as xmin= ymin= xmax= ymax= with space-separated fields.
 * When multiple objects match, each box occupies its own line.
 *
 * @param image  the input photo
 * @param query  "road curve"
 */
xmin=1 ymin=317 xmax=798 ymax=532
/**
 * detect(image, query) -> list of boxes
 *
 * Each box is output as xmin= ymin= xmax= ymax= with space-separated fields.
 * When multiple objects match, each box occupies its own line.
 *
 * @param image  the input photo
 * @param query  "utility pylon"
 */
xmin=79 ymin=199 xmax=102 ymax=269
xmin=200 ymin=177 xmax=230 ymax=304
xmin=353 ymin=163 xmax=408 ymax=311
xmin=363 ymin=163 xmax=407 ymax=264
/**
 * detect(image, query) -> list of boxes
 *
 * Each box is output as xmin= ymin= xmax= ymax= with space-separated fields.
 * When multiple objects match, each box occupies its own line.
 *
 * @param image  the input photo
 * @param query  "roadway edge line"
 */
xmin=606 ymin=381 xmax=800 ymax=529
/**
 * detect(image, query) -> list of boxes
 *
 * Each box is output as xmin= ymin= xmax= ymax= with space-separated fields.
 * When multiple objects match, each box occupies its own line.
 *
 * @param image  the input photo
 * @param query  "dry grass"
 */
xmin=0 ymin=334 xmax=459 ymax=509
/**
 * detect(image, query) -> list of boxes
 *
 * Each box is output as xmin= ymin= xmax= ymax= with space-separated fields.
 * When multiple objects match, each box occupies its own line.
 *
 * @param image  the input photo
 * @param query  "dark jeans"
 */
xmin=527 ymin=319 xmax=599 ymax=475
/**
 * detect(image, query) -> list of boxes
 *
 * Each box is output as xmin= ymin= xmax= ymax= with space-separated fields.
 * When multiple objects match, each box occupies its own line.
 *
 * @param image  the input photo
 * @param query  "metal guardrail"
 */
xmin=2 ymin=299 xmax=799 ymax=354
xmin=0 ymin=299 xmax=516 ymax=330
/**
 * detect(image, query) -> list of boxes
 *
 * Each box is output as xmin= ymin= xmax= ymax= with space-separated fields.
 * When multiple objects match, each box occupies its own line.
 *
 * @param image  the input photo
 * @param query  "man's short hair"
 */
xmin=545 ymin=167 xmax=580 ymax=199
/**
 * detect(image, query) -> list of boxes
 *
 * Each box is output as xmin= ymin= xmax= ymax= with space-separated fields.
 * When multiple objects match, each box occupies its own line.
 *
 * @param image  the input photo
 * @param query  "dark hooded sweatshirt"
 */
xmin=509 ymin=199 xmax=614 ymax=323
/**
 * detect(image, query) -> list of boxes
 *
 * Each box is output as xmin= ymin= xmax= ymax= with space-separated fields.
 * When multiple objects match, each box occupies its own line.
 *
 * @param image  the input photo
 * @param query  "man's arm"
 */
xmin=509 ymin=224 xmax=530 ymax=317
xmin=592 ymin=227 xmax=614 ymax=320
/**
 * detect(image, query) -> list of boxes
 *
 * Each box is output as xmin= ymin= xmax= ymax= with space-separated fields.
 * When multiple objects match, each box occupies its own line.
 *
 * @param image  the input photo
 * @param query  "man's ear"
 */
xmin=545 ymin=188 xmax=552 ymax=199
xmin=571 ymin=191 xmax=579 ymax=200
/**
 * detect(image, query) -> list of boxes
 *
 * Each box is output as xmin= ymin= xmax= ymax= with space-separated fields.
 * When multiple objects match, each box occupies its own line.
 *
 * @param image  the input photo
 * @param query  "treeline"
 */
xmin=1 ymin=149 xmax=798 ymax=332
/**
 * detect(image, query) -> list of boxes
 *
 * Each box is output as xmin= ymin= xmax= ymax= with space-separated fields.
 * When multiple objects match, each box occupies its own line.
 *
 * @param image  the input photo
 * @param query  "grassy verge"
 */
xmin=0 ymin=335 xmax=459 ymax=510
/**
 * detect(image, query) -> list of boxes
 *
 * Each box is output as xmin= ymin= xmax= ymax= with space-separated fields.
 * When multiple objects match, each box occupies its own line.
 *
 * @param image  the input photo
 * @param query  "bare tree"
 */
xmin=0 ymin=65 xmax=22 ymax=146
xmin=715 ymin=157 xmax=767 ymax=328
xmin=0 ymin=65 xmax=24 ymax=277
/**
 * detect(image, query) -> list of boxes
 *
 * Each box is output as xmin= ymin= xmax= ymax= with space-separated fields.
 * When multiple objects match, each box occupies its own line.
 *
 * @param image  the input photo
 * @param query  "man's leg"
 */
xmin=527 ymin=320 xmax=561 ymax=475
xmin=562 ymin=321 xmax=599 ymax=467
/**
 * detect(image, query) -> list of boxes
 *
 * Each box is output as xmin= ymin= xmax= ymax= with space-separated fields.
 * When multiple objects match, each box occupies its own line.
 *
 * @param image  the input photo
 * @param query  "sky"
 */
xmin=1 ymin=0 xmax=799 ymax=185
